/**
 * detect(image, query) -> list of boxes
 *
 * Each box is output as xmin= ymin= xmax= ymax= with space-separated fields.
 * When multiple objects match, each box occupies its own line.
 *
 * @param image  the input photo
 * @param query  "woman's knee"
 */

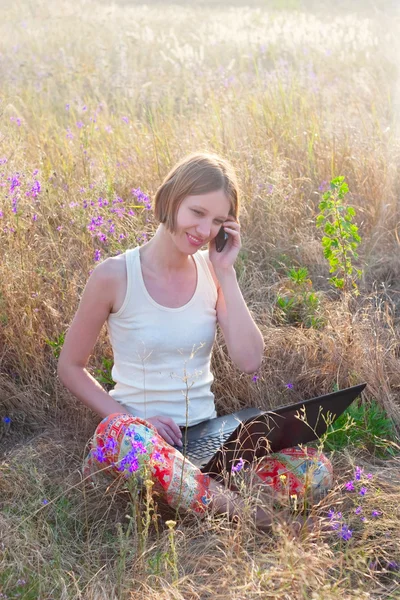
xmin=253 ymin=446 xmax=333 ymax=502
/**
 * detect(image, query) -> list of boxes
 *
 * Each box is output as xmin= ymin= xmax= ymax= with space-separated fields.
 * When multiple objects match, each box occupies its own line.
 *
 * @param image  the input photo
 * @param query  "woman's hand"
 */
xmin=209 ymin=218 xmax=241 ymax=272
xmin=146 ymin=416 xmax=183 ymax=448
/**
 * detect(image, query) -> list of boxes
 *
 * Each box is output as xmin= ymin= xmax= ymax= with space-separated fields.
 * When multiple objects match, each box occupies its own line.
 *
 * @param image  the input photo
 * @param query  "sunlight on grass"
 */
xmin=1 ymin=0 xmax=400 ymax=598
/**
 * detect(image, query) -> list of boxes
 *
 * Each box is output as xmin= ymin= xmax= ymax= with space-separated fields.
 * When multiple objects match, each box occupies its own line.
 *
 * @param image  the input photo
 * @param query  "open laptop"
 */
xmin=176 ymin=383 xmax=366 ymax=478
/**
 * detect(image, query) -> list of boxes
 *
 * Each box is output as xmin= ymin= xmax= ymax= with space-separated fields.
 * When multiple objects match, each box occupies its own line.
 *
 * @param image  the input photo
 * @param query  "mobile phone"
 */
xmin=215 ymin=227 xmax=229 ymax=252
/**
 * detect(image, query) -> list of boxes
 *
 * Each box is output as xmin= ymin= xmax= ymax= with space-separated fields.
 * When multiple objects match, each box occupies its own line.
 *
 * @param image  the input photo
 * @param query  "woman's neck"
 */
xmin=139 ymin=225 xmax=193 ymax=273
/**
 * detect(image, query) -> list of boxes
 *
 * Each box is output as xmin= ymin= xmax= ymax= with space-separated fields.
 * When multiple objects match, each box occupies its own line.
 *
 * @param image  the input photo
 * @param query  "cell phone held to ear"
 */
xmin=215 ymin=227 xmax=229 ymax=252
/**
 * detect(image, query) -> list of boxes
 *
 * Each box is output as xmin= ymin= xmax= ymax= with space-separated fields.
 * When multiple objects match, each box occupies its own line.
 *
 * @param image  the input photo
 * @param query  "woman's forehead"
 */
xmin=185 ymin=190 xmax=231 ymax=214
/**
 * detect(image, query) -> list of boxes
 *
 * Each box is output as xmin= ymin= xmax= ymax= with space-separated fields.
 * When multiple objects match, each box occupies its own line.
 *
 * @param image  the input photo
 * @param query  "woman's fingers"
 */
xmin=158 ymin=417 xmax=182 ymax=446
xmin=158 ymin=426 xmax=176 ymax=447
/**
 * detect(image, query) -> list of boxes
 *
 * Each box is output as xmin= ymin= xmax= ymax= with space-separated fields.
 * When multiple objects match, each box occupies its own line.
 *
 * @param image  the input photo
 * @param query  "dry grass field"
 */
xmin=1 ymin=0 xmax=400 ymax=598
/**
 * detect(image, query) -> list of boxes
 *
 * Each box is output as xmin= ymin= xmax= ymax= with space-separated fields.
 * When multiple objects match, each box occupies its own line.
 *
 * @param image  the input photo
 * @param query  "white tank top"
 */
xmin=107 ymin=246 xmax=218 ymax=426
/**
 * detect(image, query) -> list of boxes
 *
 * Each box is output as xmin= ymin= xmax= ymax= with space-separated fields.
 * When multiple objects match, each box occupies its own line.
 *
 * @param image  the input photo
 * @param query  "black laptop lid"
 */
xmin=262 ymin=382 xmax=367 ymax=450
xmin=202 ymin=383 xmax=367 ymax=476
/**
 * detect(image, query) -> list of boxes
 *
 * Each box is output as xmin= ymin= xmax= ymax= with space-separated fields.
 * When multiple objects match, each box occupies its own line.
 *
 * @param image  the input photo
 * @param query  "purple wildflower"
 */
xmin=0 ymin=211 xmax=3 ymax=218
xmin=122 ymin=116 xmax=129 ymax=124
xmin=355 ymin=466 xmax=363 ymax=480
xmin=232 ymin=457 xmax=244 ymax=473
xmin=2 ymin=416 xmax=11 ymax=424
xmin=359 ymin=487 xmax=368 ymax=496
xmin=345 ymin=480 xmax=355 ymax=492
xmin=93 ymin=447 xmax=106 ymax=463
xmin=66 ymin=128 xmax=74 ymax=140
xmin=318 ymin=180 xmax=328 ymax=192
xmin=104 ymin=438 xmax=117 ymax=453
xmin=94 ymin=249 xmax=101 ymax=262
xmin=26 ymin=180 xmax=41 ymax=198
xmin=252 ymin=374 xmax=259 ymax=382
xmin=371 ymin=510 xmax=381 ymax=517
xmin=42 ymin=499 xmax=49 ymax=505
xmin=338 ymin=524 xmax=352 ymax=541
xmin=132 ymin=187 xmax=152 ymax=210
xmin=32 ymin=214 xmax=38 ymax=221
xmin=327 ymin=509 xmax=335 ymax=519
xmin=65 ymin=104 xmax=70 ymax=110
xmin=76 ymin=121 xmax=84 ymax=129
xmin=119 ymin=450 xmax=140 ymax=473
xmin=9 ymin=174 xmax=21 ymax=193
xmin=354 ymin=506 xmax=362 ymax=515
xmin=387 ymin=561 xmax=399 ymax=571
xmin=286 ymin=383 xmax=293 ymax=389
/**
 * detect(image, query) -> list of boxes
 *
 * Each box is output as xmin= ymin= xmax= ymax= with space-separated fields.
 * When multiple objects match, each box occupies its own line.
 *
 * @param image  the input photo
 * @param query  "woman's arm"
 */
xmin=58 ymin=258 xmax=184 ymax=445
xmin=208 ymin=219 xmax=264 ymax=374
xmin=214 ymin=267 xmax=264 ymax=374
xmin=57 ymin=259 xmax=126 ymax=419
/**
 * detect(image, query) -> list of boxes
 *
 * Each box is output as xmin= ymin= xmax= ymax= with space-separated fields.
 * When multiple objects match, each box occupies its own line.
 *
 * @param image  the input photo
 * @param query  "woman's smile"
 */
xmin=186 ymin=232 xmax=205 ymax=247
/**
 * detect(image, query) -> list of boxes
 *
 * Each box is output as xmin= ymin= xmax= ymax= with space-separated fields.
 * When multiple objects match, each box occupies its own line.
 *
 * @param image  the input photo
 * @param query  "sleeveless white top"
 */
xmin=107 ymin=247 xmax=218 ymax=426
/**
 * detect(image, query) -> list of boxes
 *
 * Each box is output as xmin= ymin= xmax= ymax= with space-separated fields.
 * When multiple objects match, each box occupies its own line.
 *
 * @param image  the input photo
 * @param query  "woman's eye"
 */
xmin=192 ymin=209 xmax=203 ymax=215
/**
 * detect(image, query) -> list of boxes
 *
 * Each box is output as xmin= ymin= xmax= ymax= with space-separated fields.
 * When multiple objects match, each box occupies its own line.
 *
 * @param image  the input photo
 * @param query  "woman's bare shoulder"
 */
xmin=88 ymin=253 xmax=127 ymax=313
xmin=90 ymin=253 xmax=126 ymax=283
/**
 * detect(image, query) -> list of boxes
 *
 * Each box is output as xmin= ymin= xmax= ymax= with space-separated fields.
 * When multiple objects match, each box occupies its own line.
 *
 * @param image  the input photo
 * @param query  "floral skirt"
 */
xmin=83 ymin=413 xmax=333 ymax=514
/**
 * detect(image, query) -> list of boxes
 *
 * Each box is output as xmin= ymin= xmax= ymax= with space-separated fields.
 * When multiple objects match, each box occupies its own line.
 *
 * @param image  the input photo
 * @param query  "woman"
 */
xmin=58 ymin=152 xmax=332 ymax=529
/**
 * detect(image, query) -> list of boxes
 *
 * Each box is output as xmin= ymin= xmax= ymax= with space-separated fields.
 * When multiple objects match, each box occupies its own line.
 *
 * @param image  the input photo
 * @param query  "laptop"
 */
xmin=176 ymin=383 xmax=367 ymax=479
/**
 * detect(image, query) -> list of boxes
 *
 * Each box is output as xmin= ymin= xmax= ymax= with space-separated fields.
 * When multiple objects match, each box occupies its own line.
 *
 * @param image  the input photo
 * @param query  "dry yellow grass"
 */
xmin=1 ymin=0 xmax=400 ymax=597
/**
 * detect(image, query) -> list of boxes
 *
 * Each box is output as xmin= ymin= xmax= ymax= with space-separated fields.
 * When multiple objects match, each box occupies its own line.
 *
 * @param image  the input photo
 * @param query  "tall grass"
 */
xmin=1 ymin=0 xmax=400 ymax=597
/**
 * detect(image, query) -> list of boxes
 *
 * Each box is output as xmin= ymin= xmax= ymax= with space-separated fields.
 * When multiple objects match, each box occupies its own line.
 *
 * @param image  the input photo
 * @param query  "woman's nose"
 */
xmin=196 ymin=221 xmax=212 ymax=238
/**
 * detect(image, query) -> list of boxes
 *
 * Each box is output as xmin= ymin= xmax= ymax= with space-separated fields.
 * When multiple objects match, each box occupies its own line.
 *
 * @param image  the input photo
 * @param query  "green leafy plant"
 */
xmin=276 ymin=266 xmax=324 ymax=328
xmin=316 ymin=177 xmax=362 ymax=293
xmin=93 ymin=357 xmax=115 ymax=389
xmin=45 ymin=332 xmax=65 ymax=359
xmin=323 ymin=399 xmax=399 ymax=457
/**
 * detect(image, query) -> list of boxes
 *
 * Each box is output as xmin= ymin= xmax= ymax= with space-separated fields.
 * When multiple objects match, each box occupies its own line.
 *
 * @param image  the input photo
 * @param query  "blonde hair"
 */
xmin=153 ymin=152 xmax=240 ymax=232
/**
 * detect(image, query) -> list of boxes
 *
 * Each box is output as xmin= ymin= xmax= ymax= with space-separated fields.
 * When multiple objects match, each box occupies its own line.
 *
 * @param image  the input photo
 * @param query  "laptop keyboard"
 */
xmin=180 ymin=432 xmax=231 ymax=460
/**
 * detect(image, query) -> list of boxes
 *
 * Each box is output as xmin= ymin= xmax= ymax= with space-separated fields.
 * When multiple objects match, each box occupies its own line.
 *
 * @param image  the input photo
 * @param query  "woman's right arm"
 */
xmin=57 ymin=260 xmax=183 ymax=446
xmin=57 ymin=259 xmax=126 ymax=419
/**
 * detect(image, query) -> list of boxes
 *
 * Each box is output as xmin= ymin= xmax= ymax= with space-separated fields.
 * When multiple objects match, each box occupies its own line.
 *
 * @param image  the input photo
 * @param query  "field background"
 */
xmin=1 ymin=0 xmax=400 ymax=598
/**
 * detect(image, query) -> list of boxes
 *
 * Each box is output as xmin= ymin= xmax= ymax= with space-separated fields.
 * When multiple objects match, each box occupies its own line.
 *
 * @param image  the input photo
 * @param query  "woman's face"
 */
xmin=173 ymin=189 xmax=231 ymax=253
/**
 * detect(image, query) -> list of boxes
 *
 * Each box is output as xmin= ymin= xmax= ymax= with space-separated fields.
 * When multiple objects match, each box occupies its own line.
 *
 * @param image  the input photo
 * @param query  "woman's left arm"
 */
xmin=209 ymin=219 xmax=264 ymax=374
xmin=214 ymin=268 xmax=264 ymax=373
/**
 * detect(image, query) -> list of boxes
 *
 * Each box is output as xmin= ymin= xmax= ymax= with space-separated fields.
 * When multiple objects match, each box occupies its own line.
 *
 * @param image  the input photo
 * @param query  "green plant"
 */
xmin=93 ymin=357 xmax=115 ymax=388
xmin=316 ymin=177 xmax=362 ymax=293
xmin=276 ymin=266 xmax=324 ymax=328
xmin=323 ymin=399 xmax=399 ymax=457
xmin=45 ymin=332 xmax=65 ymax=359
